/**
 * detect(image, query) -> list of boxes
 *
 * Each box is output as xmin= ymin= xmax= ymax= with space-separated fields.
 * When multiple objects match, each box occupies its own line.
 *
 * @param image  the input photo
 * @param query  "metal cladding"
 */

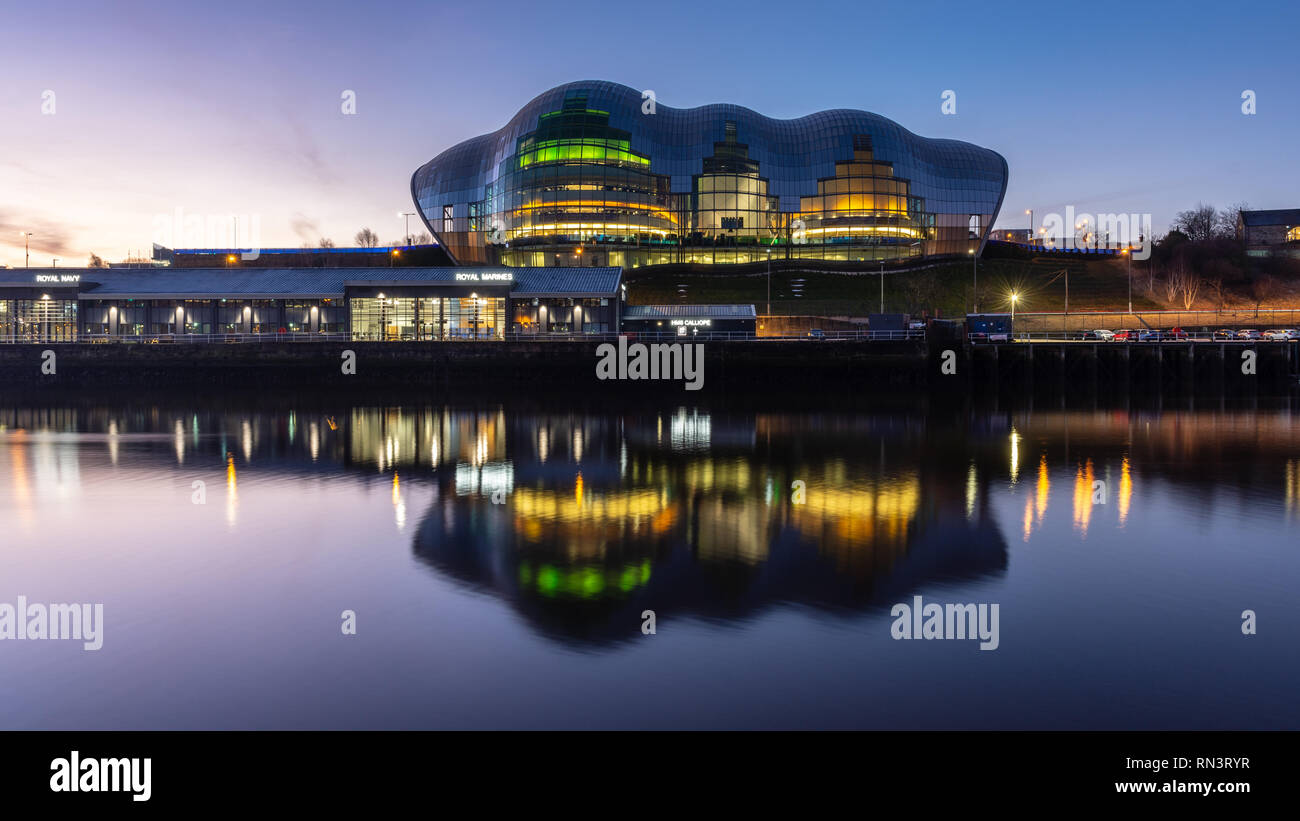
xmin=412 ymin=80 xmax=1007 ymax=267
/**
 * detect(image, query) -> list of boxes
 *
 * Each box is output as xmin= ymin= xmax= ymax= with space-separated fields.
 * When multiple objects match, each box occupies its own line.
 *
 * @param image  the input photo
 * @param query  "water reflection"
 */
xmin=5 ymin=401 xmax=1300 ymax=654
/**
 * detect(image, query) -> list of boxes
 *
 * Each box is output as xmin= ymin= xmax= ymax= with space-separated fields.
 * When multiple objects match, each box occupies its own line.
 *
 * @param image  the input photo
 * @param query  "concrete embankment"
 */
xmin=1 ymin=340 xmax=1296 ymax=396
xmin=0 ymin=340 xmax=929 ymax=393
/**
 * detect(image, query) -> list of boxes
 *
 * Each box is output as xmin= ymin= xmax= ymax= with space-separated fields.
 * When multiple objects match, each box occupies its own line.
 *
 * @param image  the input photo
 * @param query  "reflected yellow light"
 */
xmin=965 ymin=463 xmax=977 ymax=519
xmin=1022 ymin=494 xmax=1034 ymax=542
xmin=1035 ymin=454 xmax=1050 ymax=523
xmin=1072 ymin=459 xmax=1095 ymax=537
xmin=1009 ymin=428 xmax=1020 ymax=484
xmin=1119 ymin=456 xmax=1133 ymax=525
xmin=226 ymin=454 xmax=238 ymax=527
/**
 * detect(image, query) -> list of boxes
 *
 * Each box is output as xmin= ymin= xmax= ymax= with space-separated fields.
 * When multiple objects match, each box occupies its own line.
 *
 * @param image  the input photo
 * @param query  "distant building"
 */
xmin=1237 ymin=209 xmax=1300 ymax=257
xmin=152 ymin=244 xmax=454 ymax=268
xmin=988 ymin=229 xmax=1032 ymax=244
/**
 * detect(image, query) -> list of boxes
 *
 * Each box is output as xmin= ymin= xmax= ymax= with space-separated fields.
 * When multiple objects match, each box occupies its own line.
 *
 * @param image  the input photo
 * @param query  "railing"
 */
xmin=971 ymin=332 xmax=1299 ymax=343
xmin=0 ymin=329 xmax=927 ymax=345
xmin=0 ymin=332 xmax=353 ymax=345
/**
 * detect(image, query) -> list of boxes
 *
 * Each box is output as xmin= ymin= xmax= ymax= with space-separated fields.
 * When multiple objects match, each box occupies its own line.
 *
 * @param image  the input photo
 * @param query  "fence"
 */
xmin=0 ymin=329 xmax=926 ymax=345
xmin=1013 ymin=309 xmax=1300 ymax=334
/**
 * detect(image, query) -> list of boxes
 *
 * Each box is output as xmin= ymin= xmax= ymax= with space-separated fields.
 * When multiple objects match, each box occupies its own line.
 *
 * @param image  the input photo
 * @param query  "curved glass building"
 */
xmin=411 ymin=81 xmax=1007 ymax=268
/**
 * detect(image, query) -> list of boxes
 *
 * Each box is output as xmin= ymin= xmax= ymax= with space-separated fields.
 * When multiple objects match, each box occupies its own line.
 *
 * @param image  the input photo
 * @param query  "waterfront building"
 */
xmin=411 ymin=81 xmax=1007 ymax=269
xmin=0 ymin=266 xmax=621 ymax=342
xmin=620 ymin=304 xmax=757 ymax=336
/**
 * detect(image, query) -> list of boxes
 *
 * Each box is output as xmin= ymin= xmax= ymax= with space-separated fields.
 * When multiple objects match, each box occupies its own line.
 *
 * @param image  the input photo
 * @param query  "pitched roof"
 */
xmin=1240 ymin=209 xmax=1300 ymax=227
xmin=57 ymin=266 xmax=621 ymax=299
xmin=623 ymin=304 xmax=757 ymax=319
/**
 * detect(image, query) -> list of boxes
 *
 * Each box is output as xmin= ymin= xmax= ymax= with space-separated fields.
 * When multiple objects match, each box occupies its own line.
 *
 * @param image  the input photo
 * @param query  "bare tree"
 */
xmin=1172 ymin=203 xmax=1217 ymax=242
xmin=354 ymin=227 xmax=379 ymax=247
xmin=87 ymin=253 xmax=109 ymax=268
xmin=1176 ymin=270 xmax=1202 ymax=309
xmin=1249 ymin=274 xmax=1279 ymax=318
xmin=412 ymin=232 xmax=432 ymax=245
xmin=318 ymin=238 xmax=336 ymax=248
xmin=1215 ymin=201 xmax=1251 ymax=240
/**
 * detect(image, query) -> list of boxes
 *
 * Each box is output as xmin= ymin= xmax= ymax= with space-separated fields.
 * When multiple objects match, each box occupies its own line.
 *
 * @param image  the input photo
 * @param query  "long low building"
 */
xmin=0 ymin=266 xmax=622 ymax=342
xmin=621 ymin=304 xmax=757 ymax=336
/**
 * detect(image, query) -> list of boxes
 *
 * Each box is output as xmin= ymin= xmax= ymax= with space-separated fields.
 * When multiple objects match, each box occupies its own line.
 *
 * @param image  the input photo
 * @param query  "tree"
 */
xmin=1215 ymin=201 xmax=1251 ymax=240
xmin=1172 ymin=204 xmax=1217 ymax=242
xmin=412 ymin=232 xmax=432 ymax=245
xmin=87 ymin=253 xmax=109 ymax=268
xmin=318 ymin=238 xmax=336 ymax=248
xmin=1249 ymin=274 xmax=1279 ymax=318
xmin=354 ymin=228 xmax=379 ymax=247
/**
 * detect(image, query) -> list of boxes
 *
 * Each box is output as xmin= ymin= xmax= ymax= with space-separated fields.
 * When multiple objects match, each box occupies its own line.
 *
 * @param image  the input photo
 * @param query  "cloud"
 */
xmin=289 ymin=213 xmax=321 ymax=245
xmin=0 ymin=207 xmax=76 ymax=258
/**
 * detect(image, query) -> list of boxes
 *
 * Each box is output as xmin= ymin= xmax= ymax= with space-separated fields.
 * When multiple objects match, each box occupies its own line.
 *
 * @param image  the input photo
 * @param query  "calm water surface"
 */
xmin=1 ymin=399 xmax=1297 ymax=729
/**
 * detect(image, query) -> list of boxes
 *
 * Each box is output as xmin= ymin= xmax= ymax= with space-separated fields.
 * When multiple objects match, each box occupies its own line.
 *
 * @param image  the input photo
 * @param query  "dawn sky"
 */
xmin=3 ymin=0 xmax=1297 ymax=267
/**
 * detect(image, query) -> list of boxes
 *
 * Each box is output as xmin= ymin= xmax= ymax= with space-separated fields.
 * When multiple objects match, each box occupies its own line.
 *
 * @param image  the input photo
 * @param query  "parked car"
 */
xmin=1165 ymin=326 xmax=1189 ymax=340
xmin=807 ymin=328 xmax=826 ymax=340
xmin=1112 ymin=330 xmax=1137 ymax=341
xmin=1238 ymin=329 xmax=1263 ymax=340
xmin=908 ymin=320 xmax=926 ymax=330
xmin=1094 ymin=329 xmax=1115 ymax=341
xmin=1213 ymin=329 xmax=1236 ymax=340
xmin=1285 ymin=329 xmax=1300 ymax=340
xmin=1138 ymin=330 xmax=1163 ymax=342
xmin=1262 ymin=329 xmax=1290 ymax=341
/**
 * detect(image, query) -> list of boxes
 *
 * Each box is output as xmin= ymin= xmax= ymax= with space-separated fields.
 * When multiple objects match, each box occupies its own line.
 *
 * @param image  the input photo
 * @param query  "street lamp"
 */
xmin=969 ymin=248 xmax=978 ymax=313
xmin=1123 ymin=246 xmax=1132 ymax=314
xmin=398 ymin=212 xmax=415 ymax=245
xmin=879 ymin=260 xmax=884 ymax=314
xmin=766 ymin=247 xmax=771 ymax=315
xmin=1010 ymin=291 xmax=1018 ymax=324
xmin=1025 ymin=209 xmax=1033 ymax=245
xmin=19 ymin=232 xmax=33 ymax=268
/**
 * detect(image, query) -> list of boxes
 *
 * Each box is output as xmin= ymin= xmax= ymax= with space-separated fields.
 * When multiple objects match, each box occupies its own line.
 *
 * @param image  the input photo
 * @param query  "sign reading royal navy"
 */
xmin=455 ymin=272 xmax=513 ymax=282
xmin=34 ymin=274 xmax=81 ymax=283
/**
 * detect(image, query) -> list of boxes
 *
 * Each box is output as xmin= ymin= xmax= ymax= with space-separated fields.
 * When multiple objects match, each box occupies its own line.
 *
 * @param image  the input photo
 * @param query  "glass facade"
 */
xmin=0 ymin=297 xmax=78 ymax=341
xmin=411 ymin=81 xmax=1007 ymax=268
xmin=349 ymin=296 xmax=506 ymax=340
xmin=76 ymin=298 xmax=346 ymax=338
xmin=2 ymin=267 xmax=619 ymax=343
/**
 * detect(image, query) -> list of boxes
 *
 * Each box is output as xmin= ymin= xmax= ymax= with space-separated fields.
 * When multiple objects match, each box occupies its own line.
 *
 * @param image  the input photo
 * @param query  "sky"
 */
xmin=2 ymin=0 xmax=1298 ymax=268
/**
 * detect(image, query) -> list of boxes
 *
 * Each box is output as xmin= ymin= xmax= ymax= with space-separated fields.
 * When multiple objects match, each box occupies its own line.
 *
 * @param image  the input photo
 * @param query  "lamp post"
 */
xmin=969 ymin=248 xmax=978 ymax=313
xmin=766 ymin=247 xmax=771 ymax=315
xmin=1025 ymin=209 xmax=1033 ymax=246
xmin=1124 ymin=246 xmax=1132 ymax=314
xmin=19 ymin=232 xmax=32 ymax=268
xmin=1010 ymin=291 xmax=1018 ymax=325
xmin=879 ymin=260 xmax=884 ymax=314
xmin=398 ymin=212 xmax=415 ymax=245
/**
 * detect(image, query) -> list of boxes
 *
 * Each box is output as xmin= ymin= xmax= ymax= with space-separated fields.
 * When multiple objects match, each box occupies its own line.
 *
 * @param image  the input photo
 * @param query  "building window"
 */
xmin=1287 ymin=226 xmax=1300 ymax=243
xmin=443 ymin=205 xmax=453 ymax=234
